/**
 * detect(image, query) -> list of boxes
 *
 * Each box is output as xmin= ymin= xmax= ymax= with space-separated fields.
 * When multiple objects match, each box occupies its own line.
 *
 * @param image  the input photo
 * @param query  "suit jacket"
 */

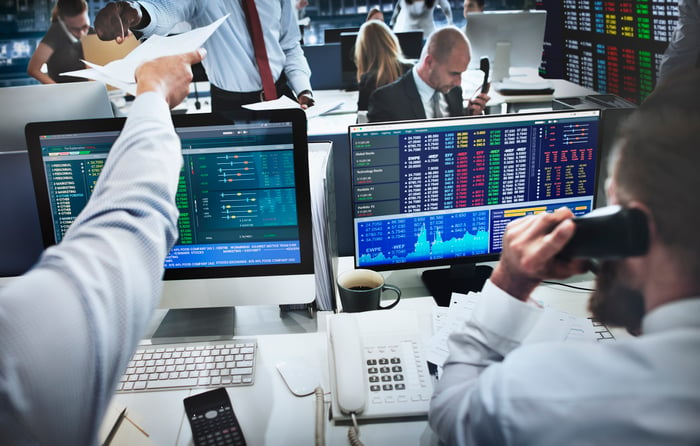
xmin=367 ymin=71 xmax=465 ymax=122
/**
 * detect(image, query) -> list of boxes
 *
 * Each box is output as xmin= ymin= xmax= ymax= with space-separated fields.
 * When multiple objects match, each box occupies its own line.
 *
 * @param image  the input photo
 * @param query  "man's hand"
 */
xmin=94 ymin=1 xmax=144 ymax=43
xmin=135 ymin=49 xmax=207 ymax=108
xmin=490 ymin=207 xmax=589 ymax=301
xmin=466 ymin=92 xmax=490 ymax=115
xmin=297 ymin=90 xmax=315 ymax=109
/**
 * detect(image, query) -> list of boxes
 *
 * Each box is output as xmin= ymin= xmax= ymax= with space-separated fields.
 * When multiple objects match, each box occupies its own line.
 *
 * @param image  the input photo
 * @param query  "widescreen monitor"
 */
xmin=348 ymin=109 xmax=602 ymax=304
xmin=26 ymin=109 xmax=315 ymax=340
xmin=535 ymin=1 xmax=677 ymax=104
xmin=465 ymin=10 xmax=547 ymax=72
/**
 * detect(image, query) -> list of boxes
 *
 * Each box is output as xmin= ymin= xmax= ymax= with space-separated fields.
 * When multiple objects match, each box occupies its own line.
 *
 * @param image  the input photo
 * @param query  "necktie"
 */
xmin=432 ymin=91 xmax=442 ymax=118
xmin=241 ymin=0 xmax=277 ymax=100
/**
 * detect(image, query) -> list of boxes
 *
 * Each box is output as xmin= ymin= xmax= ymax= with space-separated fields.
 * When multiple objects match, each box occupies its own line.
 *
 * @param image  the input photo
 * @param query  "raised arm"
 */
xmin=0 ymin=49 xmax=205 ymax=445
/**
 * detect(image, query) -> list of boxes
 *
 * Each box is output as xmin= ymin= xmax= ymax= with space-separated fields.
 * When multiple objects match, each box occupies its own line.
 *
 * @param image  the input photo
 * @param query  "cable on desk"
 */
xmin=347 ymin=413 xmax=364 ymax=446
xmin=542 ymin=281 xmax=595 ymax=292
xmin=315 ymin=386 xmax=325 ymax=446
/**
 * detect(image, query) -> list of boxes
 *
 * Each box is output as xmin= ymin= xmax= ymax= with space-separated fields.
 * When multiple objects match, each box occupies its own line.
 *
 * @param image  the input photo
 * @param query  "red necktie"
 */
xmin=241 ymin=0 xmax=278 ymax=100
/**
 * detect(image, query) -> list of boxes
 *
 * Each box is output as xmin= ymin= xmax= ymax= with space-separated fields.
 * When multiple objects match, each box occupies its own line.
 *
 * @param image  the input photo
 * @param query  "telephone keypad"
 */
xmin=364 ymin=340 xmax=431 ymax=406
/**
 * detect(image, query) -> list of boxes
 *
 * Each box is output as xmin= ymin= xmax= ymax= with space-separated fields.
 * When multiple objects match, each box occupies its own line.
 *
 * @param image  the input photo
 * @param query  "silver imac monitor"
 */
xmin=465 ymin=10 xmax=547 ymax=72
xmin=0 ymin=81 xmax=114 ymax=152
xmin=26 ymin=109 xmax=316 ymax=340
xmin=0 ymin=81 xmax=114 ymax=278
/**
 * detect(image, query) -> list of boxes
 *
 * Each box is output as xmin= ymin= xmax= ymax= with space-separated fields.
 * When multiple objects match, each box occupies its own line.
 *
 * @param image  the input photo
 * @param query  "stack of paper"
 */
xmin=427 ymin=291 xmax=598 ymax=369
xmin=308 ymin=142 xmax=337 ymax=311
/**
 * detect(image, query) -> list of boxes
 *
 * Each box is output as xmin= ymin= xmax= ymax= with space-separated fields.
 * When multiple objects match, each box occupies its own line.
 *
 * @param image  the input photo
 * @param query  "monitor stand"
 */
xmin=150 ymin=307 xmax=236 ymax=344
xmin=421 ymin=263 xmax=493 ymax=307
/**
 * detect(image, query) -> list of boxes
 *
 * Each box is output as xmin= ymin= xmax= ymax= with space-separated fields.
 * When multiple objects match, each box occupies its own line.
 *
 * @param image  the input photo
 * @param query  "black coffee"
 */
xmin=349 ymin=286 xmax=374 ymax=291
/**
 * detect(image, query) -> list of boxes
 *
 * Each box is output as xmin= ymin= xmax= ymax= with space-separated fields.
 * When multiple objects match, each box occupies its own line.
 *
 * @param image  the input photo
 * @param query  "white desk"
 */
xmin=111 ymin=256 xmax=621 ymax=445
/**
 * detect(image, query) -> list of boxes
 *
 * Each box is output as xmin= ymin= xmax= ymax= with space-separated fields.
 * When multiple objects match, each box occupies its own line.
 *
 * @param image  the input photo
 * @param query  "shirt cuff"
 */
xmin=471 ymin=279 xmax=544 ymax=354
xmin=127 ymin=92 xmax=171 ymax=125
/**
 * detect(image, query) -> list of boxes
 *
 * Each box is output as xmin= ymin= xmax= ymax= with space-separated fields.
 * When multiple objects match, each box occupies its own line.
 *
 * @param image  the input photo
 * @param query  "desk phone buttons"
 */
xmin=184 ymin=387 xmax=246 ymax=446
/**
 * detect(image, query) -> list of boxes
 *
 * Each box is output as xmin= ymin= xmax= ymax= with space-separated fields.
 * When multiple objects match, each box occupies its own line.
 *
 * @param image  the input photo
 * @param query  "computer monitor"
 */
xmin=0 ymin=81 xmax=114 ymax=278
xmin=0 ymin=81 xmax=114 ymax=152
xmin=465 ymin=10 xmax=547 ymax=73
xmin=26 ymin=109 xmax=316 ymax=340
xmin=339 ymin=30 xmax=424 ymax=91
xmin=348 ymin=109 xmax=602 ymax=305
xmin=340 ymin=31 xmax=360 ymax=90
xmin=324 ymin=27 xmax=360 ymax=44
xmin=395 ymin=31 xmax=424 ymax=60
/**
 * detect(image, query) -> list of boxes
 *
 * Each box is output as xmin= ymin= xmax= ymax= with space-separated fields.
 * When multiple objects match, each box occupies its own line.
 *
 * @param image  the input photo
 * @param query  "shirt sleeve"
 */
xmin=0 ymin=92 xmax=181 ymax=445
xmin=438 ymin=0 xmax=453 ymax=24
xmin=134 ymin=1 xmax=198 ymax=37
xmin=278 ymin=0 xmax=312 ymax=94
xmin=428 ymin=279 xmax=543 ymax=445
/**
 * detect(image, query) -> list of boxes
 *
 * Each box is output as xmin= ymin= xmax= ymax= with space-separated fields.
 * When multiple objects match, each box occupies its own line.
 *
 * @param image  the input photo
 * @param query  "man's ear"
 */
xmin=625 ymin=201 xmax=656 ymax=250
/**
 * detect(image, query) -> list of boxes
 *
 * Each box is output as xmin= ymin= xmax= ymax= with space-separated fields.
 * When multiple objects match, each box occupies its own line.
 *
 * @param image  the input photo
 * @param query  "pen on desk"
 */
xmin=124 ymin=414 xmax=150 ymax=438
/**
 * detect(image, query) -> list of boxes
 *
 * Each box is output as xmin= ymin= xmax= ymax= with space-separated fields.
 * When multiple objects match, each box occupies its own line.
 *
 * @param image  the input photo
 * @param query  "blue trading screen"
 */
xmin=349 ymin=110 xmax=601 ymax=269
xmin=37 ymin=123 xmax=302 ymax=269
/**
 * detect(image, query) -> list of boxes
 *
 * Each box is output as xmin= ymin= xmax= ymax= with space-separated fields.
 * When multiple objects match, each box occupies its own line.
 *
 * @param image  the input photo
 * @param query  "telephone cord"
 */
xmin=348 ymin=412 xmax=364 ymax=446
xmin=315 ymin=386 xmax=325 ymax=446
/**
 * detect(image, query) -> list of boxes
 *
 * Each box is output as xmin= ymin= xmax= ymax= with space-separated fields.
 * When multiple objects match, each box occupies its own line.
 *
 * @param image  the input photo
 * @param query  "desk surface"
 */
xmin=110 ymin=256 xmax=622 ymax=445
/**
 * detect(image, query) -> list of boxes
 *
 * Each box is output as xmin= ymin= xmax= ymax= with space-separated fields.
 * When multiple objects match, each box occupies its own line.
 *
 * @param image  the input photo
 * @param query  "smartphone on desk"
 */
xmin=327 ymin=312 xmax=433 ymax=421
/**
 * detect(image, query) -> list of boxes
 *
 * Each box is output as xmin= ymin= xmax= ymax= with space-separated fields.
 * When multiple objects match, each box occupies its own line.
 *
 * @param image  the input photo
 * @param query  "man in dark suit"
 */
xmin=368 ymin=26 xmax=490 ymax=122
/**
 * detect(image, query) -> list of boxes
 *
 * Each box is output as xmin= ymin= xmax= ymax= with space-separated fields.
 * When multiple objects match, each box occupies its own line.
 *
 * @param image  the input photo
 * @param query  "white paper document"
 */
xmin=62 ymin=15 xmax=229 ymax=95
xmin=242 ymin=95 xmax=344 ymax=119
xmin=428 ymin=291 xmax=598 ymax=368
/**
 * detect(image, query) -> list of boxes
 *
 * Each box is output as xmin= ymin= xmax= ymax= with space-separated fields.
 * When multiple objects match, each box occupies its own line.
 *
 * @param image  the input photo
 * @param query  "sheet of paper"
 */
xmin=243 ymin=96 xmax=345 ymax=119
xmin=426 ymin=292 xmax=480 ymax=366
xmin=242 ymin=95 xmax=300 ymax=111
xmin=62 ymin=15 xmax=229 ymax=95
xmin=427 ymin=291 xmax=599 ymax=367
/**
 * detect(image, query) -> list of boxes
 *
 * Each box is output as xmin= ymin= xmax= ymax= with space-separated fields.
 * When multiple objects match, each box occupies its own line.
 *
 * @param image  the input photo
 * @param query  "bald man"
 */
xmin=367 ymin=26 xmax=489 ymax=122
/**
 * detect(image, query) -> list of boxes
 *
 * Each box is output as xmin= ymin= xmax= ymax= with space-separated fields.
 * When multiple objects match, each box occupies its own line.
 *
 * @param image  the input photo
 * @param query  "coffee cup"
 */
xmin=337 ymin=269 xmax=401 ymax=313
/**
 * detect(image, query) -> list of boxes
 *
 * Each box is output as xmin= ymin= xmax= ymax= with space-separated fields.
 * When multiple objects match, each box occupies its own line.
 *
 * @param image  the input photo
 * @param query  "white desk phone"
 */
xmin=327 ymin=311 xmax=433 ymax=422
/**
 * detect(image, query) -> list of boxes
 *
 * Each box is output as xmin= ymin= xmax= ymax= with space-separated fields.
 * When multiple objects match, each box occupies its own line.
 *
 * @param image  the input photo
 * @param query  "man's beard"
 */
xmin=588 ymin=260 xmax=646 ymax=336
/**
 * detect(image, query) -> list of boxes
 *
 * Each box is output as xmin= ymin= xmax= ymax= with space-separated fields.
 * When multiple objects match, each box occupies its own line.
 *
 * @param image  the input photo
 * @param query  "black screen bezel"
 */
xmin=26 ymin=108 xmax=315 ymax=281
xmin=347 ymin=109 xmax=604 ymax=272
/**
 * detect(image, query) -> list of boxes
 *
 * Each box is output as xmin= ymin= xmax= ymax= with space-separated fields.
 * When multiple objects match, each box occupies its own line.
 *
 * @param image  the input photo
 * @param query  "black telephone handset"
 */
xmin=479 ymin=57 xmax=490 ymax=94
xmin=558 ymin=205 xmax=649 ymax=260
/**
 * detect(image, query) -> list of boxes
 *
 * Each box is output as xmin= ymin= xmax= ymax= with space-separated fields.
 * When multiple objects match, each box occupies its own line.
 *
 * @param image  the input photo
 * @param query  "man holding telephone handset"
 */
xmin=429 ymin=70 xmax=700 ymax=444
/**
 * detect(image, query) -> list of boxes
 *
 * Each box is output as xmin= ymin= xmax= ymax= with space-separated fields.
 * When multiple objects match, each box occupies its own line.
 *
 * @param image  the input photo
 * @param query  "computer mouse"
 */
xmin=276 ymin=357 xmax=321 ymax=397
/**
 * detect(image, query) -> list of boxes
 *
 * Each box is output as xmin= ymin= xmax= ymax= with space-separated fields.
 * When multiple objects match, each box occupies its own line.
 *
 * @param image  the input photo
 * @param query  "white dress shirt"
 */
xmin=413 ymin=66 xmax=448 ymax=118
xmin=429 ymin=280 xmax=700 ymax=445
xmin=391 ymin=0 xmax=453 ymax=38
xmin=0 ymin=93 xmax=181 ymax=445
xmin=136 ymin=0 xmax=312 ymax=94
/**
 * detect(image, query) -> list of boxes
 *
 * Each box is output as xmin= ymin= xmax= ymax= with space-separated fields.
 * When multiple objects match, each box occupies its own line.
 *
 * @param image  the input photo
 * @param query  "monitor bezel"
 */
xmin=347 ymin=108 xmax=604 ymax=272
xmin=465 ymin=10 xmax=548 ymax=71
xmin=26 ymin=108 xmax=315 ymax=282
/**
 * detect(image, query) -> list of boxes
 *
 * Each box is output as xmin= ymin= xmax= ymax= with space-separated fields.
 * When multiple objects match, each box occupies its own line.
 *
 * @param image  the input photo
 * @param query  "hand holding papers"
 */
xmin=62 ymin=15 xmax=229 ymax=95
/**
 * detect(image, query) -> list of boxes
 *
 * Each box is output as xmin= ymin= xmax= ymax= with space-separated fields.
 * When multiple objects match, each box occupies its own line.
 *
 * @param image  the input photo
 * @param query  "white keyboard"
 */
xmin=117 ymin=339 xmax=257 ymax=393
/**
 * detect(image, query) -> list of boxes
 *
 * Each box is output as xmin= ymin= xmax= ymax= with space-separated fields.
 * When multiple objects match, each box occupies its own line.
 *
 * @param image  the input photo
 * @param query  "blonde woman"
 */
xmin=355 ymin=20 xmax=415 ymax=110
